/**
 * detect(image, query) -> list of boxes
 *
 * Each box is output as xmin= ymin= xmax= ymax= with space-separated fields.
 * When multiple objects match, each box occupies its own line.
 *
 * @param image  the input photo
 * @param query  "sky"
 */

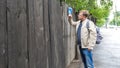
xmin=113 ymin=0 xmax=120 ymax=11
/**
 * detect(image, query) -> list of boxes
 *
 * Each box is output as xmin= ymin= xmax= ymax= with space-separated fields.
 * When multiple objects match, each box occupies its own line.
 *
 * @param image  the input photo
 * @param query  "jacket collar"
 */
xmin=81 ymin=18 xmax=88 ymax=23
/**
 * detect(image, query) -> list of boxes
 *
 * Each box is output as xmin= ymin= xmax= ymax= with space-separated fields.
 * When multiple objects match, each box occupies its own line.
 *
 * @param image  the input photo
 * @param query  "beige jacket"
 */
xmin=69 ymin=18 xmax=97 ymax=49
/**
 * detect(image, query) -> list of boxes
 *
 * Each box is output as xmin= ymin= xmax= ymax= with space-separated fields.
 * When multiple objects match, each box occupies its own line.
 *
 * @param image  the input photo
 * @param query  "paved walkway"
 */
xmin=67 ymin=28 xmax=120 ymax=68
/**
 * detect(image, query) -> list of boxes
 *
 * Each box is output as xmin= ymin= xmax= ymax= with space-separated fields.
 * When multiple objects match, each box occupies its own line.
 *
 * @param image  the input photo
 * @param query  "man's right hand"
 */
xmin=68 ymin=15 xmax=72 ymax=22
xmin=68 ymin=15 xmax=73 ymax=25
xmin=68 ymin=15 xmax=72 ymax=19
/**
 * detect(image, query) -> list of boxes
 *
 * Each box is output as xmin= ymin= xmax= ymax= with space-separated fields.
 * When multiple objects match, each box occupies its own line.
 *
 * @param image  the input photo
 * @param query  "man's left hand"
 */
xmin=88 ymin=48 xmax=92 ymax=51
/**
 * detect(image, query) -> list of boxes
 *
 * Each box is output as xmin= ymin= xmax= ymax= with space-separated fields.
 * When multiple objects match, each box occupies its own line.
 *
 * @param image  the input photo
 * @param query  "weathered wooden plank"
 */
xmin=49 ymin=0 xmax=65 ymax=68
xmin=28 ymin=0 xmax=47 ymax=68
xmin=34 ymin=0 xmax=47 ymax=68
xmin=27 ymin=0 xmax=36 ymax=68
xmin=62 ymin=4 xmax=71 ymax=66
xmin=0 ymin=0 xmax=7 ymax=68
xmin=43 ymin=0 xmax=50 ymax=68
xmin=7 ymin=0 xmax=28 ymax=68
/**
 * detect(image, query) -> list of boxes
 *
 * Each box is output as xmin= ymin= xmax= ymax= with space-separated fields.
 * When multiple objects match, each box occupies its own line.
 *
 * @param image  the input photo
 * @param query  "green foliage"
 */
xmin=64 ymin=0 xmax=113 ymax=26
xmin=96 ymin=19 xmax=106 ymax=27
xmin=110 ymin=11 xmax=120 ymax=26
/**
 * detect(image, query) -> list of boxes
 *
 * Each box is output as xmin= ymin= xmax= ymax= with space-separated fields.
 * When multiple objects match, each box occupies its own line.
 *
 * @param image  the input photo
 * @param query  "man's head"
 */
xmin=78 ymin=10 xmax=89 ymax=21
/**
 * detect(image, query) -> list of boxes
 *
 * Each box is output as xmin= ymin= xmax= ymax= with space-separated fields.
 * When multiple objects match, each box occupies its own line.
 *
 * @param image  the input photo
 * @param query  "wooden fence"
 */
xmin=0 ymin=0 xmax=76 ymax=68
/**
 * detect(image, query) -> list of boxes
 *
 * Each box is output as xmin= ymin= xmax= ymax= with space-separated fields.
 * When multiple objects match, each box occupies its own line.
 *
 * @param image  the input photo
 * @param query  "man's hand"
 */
xmin=88 ymin=48 xmax=92 ymax=51
xmin=68 ymin=15 xmax=72 ymax=22
xmin=68 ymin=15 xmax=72 ymax=19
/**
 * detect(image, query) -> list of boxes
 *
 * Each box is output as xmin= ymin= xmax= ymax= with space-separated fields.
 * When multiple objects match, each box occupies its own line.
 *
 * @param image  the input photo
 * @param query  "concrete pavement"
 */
xmin=67 ymin=28 xmax=120 ymax=68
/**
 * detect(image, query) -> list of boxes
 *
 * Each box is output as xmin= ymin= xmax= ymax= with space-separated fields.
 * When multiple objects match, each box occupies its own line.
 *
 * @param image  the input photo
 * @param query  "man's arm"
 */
xmin=87 ymin=21 xmax=97 ymax=50
xmin=68 ymin=16 xmax=78 ymax=26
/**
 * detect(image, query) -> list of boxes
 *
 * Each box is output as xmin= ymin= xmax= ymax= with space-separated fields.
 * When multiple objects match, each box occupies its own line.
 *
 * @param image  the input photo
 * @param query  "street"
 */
xmin=68 ymin=28 xmax=120 ymax=68
xmin=93 ymin=28 xmax=120 ymax=68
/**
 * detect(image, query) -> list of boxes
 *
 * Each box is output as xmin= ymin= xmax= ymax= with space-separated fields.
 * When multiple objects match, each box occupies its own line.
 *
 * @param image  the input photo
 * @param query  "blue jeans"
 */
xmin=79 ymin=46 xmax=94 ymax=68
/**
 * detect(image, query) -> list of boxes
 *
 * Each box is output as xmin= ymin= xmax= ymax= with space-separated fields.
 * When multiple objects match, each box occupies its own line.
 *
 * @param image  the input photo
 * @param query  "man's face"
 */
xmin=78 ymin=12 xmax=84 ymax=20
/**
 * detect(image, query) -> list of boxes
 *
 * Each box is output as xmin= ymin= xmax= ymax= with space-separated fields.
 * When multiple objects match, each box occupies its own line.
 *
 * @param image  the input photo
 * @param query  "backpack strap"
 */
xmin=86 ymin=20 xmax=90 ymax=33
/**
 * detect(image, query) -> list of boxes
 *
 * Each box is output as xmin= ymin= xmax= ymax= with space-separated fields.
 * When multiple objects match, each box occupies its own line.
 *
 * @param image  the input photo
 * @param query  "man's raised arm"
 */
xmin=68 ymin=15 xmax=79 ymax=26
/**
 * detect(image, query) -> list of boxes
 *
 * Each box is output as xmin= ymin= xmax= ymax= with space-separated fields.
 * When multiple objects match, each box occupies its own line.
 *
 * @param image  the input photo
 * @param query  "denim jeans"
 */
xmin=79 ymin=46 xmax=94 ymax=68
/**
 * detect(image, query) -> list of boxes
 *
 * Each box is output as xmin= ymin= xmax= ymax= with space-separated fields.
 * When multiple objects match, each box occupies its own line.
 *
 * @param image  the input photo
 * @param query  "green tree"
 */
xmin=110 ymin=11 xmax=120 ymax=26
xmin=64 ymin=0 xmax=113 ymax=26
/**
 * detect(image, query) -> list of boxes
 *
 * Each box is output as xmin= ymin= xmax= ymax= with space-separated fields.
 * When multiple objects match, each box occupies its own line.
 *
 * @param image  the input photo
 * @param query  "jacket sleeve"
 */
xmin=88 ymin=21 xmax=97 ymax=49
xmin=68 ymin=18 xmax=78 ymax=26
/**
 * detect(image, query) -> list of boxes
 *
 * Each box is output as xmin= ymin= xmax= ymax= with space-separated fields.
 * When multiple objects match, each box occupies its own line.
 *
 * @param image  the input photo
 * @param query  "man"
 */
xmin=68 ymin=10 xmax=97 ymax=68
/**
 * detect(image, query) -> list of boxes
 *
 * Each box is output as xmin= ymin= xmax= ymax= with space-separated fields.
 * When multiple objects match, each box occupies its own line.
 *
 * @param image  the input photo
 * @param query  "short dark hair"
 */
xmin=79 ymin=10 xmax=89 ymax=17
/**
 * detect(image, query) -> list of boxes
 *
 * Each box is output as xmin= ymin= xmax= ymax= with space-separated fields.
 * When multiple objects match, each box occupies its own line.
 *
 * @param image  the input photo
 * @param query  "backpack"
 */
xmin=86 ymin=21 xmax=103 ymax=44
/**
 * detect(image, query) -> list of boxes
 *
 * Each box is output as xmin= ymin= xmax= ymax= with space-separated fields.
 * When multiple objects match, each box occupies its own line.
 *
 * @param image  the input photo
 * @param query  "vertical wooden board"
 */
xmin=43 ymin=0 xmax=50 ymax=68
xmin=27 ymin=0 xmax=36 ymax=68
xmin=62 ymin=4 xmax=69 ymax=67
xmin=49 ymin=0 xmax=65 ymax=68
xmin=62 ymin=4 xmax=71 ymax=66
xmin=7 ymin=0 xmax=28 ymax=68
xmin=28 ymin=0 xmax=47 ymax=68
xmin=27 ymin=0 xmax=38 ymax=68
xmin=0 ymin=0 xmax=7 ymax=68
xmin=70 ymin=25 xmax=76 ymax=59
xmin=34 ymin=0 xmax=47 ymax=68
xmin=62 ymin=4 xmax=77 ymax=67
xmin=48 ymin=0 xmax=57 ymax=67
xmin=47 ymin=0 xmax=53 ymax=68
